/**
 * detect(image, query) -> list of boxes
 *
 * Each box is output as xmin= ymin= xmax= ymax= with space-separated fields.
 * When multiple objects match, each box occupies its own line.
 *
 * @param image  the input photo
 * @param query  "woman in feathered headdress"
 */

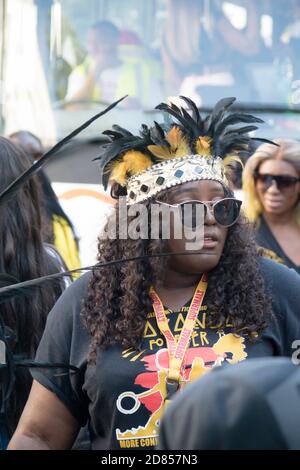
xmin=9 ymin=97 xmax=300 ymax=450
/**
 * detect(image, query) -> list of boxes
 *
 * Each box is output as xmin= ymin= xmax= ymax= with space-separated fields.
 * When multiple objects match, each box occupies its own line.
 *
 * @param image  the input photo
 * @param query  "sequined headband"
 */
xmin=126 ymin=154 xmax=228 ymax=205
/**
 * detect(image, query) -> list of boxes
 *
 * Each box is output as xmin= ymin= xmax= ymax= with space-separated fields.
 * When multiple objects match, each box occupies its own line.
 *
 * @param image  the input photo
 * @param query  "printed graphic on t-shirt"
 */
xmin=115 ymin=306 xmax=247 ymax=449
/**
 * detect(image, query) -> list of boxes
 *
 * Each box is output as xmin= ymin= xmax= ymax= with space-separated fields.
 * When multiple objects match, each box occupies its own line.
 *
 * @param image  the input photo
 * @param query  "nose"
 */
xmin=266 ymin=180 xmax=280 ymax=194
xmin=204 ymin=205 xmax=216 ymax=225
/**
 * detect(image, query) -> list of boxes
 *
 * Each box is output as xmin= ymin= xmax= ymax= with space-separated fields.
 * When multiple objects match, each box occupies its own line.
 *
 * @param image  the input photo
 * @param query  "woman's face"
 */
xmin=255 ymin=159 xmax=300 ymax=216
xmin=164 ymin=180 xmax=228 ymax=274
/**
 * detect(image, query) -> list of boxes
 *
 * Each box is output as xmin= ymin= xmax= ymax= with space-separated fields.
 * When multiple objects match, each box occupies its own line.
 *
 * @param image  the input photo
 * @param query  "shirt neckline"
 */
xmin=261 ymin=216 xmax=300 ymax=269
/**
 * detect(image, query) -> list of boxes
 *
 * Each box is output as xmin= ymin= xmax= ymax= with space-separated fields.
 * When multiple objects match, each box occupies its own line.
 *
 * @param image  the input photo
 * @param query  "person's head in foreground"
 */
xmin=158 ymin=357 xmax=300 ymax=450
xmin=8 ymin=97 xmax=300 ymax=450
xmin=243 ymin=139 xmax=300 ymax=226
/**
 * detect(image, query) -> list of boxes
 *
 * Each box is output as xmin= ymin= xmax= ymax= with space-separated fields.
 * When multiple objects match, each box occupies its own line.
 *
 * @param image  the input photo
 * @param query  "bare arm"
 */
xmin=8 ymin=380 xmax=80 ymax=450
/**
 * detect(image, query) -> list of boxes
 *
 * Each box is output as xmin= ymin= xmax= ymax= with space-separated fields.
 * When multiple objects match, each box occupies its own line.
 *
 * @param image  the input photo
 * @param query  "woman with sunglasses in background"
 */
xmin=243 ymin=139 xmax=300 ymax=275
xmin=9 ymin=98 xmax=300 ymax=450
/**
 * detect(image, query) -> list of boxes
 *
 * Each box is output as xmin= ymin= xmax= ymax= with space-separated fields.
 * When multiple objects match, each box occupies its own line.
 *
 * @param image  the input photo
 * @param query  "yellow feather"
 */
xmin=147 ymin=145 xmax=172 ymax=160
xmin=111 ymin=161 xmax=128 ymax=185
xmin=123 ymin=151 xmax=152 ymax=174
xmin=195 ymin=136 xmax=212 ymax=156
xmin=166 ymin=126 xmax=182 ymax=148
xmin=111 ymin=150 xmax=152 ymax=185
xmin=148 ymin=127 xmax=191 ymax=161
xmin=224 ymin=155 xmax=244 ymax=169
xmin=166 ymin=127 xmax=190 ymax=157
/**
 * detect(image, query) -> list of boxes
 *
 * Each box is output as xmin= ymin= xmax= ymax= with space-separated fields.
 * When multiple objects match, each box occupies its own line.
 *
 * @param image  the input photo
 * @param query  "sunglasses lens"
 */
xmin=214 ymin=199 xmax=241 ymax=226
xmin=180 ymin=200 xmax=241 ymax=227
xmin=256 ymin=174 xmax=299 ymax=191
xmin=180 ymin=202 xmax=205 ymax=229
xmin=256 ymin=174 xmax=273 ymax=190
xmin=276 ymin=175 xmax=299 ymax=190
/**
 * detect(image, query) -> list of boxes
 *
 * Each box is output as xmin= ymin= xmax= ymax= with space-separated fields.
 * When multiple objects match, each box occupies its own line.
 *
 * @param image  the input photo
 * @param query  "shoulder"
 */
xmin=258 ymin=258 xmax=300 ymax=345
xmin=258 ymin=257 xmax=300 ymax=297
xmin=258 ymin=246 xmax=285 ymax=265
xmin=45 ymin=272 xmax=92 ymax=336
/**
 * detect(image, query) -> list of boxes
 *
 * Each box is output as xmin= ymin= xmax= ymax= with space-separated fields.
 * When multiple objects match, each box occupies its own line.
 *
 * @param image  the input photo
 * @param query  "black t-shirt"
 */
xmin=31 ymin=258 xmax=300 ymax=450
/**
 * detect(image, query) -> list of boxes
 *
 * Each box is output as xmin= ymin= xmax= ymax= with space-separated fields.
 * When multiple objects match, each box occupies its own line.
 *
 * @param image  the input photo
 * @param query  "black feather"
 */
xmin=214 ymin=113 xmax=264 ymax=141
xmin=112 ymin=125 xmax=133 ymax=137
xmin=139 ymin=124 xmax=150 ymax=139
xmin=181 ymin=107 xmax=201 ymax=137
xmin=150 ymin=122 xmax=169 ymax=147
xmin=252 ymin=138 xmax=280 ymax=146
xmin=207 ymin=97 xmax=236 ymax=136
xmin=95 ymin=128 xmax=153 ymax=189
xmin=179 ymin=95 xmax=202 ymax=121
xmin=218 ymin=136 xmax=250 ymax=157
xmin=224 ymin=125 xmax=258 ymax=137
xmin=155 ymin=103 xmax=192 ymax=129
xmin=102 ymin=130 xmax=122 ymax=139
xmin=0 ymin=95 xmax=127 ymax=207
xmin=156 ymin=102 xmax=200 ymax=139
xmin=179 ymin=95 xmax=203 ymax=128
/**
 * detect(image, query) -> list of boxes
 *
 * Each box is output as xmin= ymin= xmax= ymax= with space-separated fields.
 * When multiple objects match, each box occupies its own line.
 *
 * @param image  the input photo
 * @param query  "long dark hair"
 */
xmin=9 ymin=130 xmax=77 ymax=244
xmin=82 ymin=187 xmax=272 ymax=363
xmin=39 ymin=170 xmax=78 ymax=245
xmin=0 ymin=137 xmax=65 ymax=432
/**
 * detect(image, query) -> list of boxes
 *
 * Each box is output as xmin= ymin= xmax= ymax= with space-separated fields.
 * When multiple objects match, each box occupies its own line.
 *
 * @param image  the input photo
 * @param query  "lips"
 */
xmin=264 ymin=197 xmax=284 ymax=207
xmin=204 ymin=231 xmax=218 ymax=241
xmin=264 ymin=197 xmax=284 ymax=203
xmin=203 ymin=232 xmax=219 ymax=248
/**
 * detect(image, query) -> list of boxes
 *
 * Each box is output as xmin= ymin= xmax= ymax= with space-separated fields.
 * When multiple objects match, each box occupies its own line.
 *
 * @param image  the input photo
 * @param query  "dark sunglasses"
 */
xmin=255 ymin=173 xmax=300 ymax=191
xmin=156 ymin=198 xmax=242 ymax=228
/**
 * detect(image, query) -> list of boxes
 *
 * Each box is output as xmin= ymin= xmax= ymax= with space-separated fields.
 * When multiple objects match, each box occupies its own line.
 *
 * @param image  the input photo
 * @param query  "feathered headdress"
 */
xmin=95 ymin=96 xmax=273 ymax=204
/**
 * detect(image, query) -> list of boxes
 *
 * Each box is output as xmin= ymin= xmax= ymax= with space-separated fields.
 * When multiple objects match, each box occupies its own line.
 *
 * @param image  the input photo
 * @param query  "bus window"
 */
xmin=2 ymin=0 xmax=300 ymax=144
xmin=160 ymin=0 xmax=296 ymax=106
xmin=46 ymin=0 xmax=300 ymax=108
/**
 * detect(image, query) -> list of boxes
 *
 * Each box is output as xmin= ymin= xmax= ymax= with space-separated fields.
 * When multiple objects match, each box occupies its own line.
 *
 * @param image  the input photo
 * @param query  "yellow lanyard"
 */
xmin=150 ymin=274 xmax=208 ymax=400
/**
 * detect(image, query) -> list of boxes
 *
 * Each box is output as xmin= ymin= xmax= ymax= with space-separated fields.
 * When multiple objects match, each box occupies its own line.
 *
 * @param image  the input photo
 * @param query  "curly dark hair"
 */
xmin=82 ymin=189 xmax=272 ymax=363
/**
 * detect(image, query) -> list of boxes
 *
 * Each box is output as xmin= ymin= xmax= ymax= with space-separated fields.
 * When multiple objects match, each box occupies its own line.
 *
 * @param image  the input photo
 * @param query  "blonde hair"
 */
xmin=242 ymin=139 xmax=300 ymax=226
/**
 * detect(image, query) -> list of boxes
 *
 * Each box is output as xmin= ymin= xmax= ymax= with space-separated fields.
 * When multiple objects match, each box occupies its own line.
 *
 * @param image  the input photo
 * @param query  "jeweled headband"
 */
xmin=95 ymin=96 xmax=273 ymax=204
xmin=126 ymin=155 xmax=228 ymax=205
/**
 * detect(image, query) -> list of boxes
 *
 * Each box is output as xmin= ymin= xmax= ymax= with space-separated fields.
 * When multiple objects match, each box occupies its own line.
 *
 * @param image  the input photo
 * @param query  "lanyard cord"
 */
xmin=150 ymin=273 xmax=208 ymax=400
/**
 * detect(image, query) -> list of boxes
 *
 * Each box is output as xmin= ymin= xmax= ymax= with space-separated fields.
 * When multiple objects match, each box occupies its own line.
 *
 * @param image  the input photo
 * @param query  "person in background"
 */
xmin=243 ymin=139 xmax=300 ymax=274
xmin=158 ymin=357 xmax=300 ymax=450
xmin=161 ymin=0 xmax=261 ymax=101
xmin=65 ymin=21 xmax=163 ymax=109
xmin=0 ymin=137 xmax=67 ymax=446
xmin=9 ymin=131 xmax=81 ymax=274
xmin=118 ymin=29 xmax=164 ymax=107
